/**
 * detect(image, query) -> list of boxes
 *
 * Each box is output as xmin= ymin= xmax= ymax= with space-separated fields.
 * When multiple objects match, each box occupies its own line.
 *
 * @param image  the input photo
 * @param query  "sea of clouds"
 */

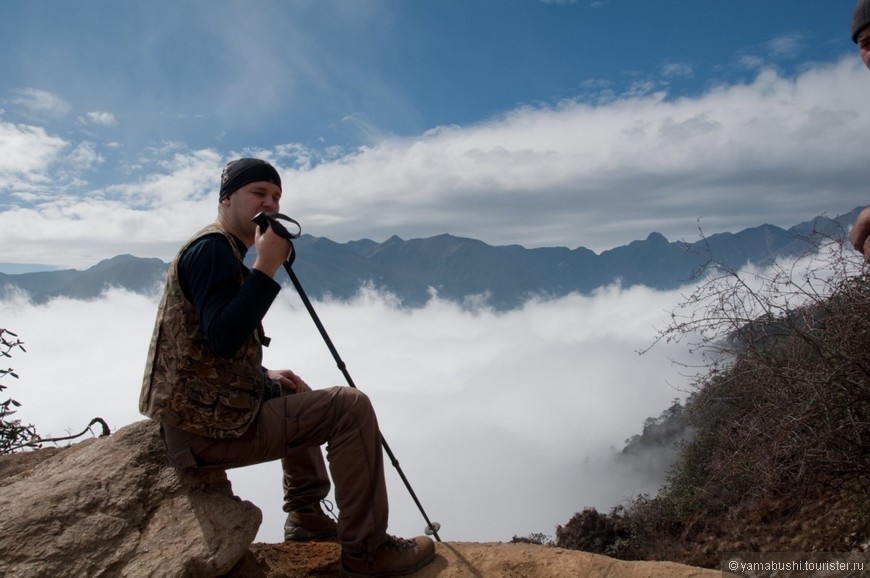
xmin=2 ymin=280 xmax=701 ymax=543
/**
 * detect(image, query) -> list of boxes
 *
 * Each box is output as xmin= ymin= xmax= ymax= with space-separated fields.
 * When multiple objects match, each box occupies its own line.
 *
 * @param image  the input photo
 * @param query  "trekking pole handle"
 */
xmin=252 ymin=212 xmax=302 ymax=241
xmin=252 ymin=212 xmax=302 ymax=266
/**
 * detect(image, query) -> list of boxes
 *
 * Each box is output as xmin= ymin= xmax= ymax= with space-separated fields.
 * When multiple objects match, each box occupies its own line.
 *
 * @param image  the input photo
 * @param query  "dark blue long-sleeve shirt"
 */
xmin=178 ymin=232 xmax=280 ymax=358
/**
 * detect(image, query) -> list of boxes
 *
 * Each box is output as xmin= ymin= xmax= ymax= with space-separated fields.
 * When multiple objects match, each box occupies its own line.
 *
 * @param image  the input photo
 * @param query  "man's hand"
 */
xmin=267 ymin=369 xmax=311 ymax=394
xmin=850 ymin=206 xmax=870 ymax=264
xmin=252 ymin=224 xmax=293 ymax=278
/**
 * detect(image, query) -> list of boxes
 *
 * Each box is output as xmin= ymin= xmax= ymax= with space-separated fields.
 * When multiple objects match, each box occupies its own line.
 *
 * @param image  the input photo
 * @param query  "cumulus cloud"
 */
xmin=0 ymin=58 xmax=868 ymax=269
xmin=276 ymin=57 xmax=869 ymax=248
xmin=0 ymin=120 xmax=68 ymax=192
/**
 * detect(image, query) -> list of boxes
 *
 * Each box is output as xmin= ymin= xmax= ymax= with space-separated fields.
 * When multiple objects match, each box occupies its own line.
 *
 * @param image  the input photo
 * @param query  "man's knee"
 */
xmin=333 ymin=386 xmax=373 ymax=414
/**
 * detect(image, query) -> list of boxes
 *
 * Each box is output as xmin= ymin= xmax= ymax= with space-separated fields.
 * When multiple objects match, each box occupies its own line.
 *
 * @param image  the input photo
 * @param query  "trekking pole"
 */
xmin=253 ymin=212 xmax=442 ymax=542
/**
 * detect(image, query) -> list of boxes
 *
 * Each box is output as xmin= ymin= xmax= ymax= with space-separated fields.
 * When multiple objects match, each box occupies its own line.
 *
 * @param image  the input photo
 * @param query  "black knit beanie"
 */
xmin=853 ymin=0 xmax=870 ymax=43
xmin=218 ymin=158 xmax=281 ymax=201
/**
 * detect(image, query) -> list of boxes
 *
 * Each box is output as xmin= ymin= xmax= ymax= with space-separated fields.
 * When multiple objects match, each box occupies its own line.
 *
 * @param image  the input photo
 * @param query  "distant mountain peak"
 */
xmin=1 ymin=207 xmax=862 ymax=309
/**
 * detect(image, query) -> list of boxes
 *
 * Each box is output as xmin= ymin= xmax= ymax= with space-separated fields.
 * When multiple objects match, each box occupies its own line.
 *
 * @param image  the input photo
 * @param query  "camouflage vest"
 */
xmin=139 ymin=223 xmax=267 ymax=438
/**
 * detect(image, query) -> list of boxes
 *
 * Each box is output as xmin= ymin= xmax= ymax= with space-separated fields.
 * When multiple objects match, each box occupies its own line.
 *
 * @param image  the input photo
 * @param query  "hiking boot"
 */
xmin=340 ymin=535 xmax=436 ymax=577
xmin=283 ymin=506 xmax=338 ymax=541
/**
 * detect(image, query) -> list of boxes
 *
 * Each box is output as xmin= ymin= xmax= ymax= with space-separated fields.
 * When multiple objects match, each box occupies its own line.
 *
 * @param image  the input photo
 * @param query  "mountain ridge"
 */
xmin=0 ymin=207 xmax=861 ymax=309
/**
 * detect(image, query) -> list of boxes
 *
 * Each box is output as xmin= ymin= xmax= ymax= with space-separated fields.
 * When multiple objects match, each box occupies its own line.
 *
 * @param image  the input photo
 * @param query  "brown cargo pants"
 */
xmin=162 ymin=385 xmax=388 ymax=555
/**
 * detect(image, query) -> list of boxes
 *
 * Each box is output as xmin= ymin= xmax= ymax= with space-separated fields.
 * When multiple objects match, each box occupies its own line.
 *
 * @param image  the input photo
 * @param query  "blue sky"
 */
xmin=0 ymin=0 xmax=867 ymax=270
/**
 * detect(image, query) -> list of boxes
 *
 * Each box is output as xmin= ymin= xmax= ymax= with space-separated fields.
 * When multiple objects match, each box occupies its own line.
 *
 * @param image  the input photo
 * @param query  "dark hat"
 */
xmin=218 ymin=158 xmax=281 ymax=201
xmin=853 ymin=0 xmax=870 ymax=42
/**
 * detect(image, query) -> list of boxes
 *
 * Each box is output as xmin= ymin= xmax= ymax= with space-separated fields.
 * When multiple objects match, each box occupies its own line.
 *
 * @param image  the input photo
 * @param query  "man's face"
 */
xmin=221 ymin=181 xmax=282 ymax=242
xmin=859 ymin=28 xmax=870 ymax=72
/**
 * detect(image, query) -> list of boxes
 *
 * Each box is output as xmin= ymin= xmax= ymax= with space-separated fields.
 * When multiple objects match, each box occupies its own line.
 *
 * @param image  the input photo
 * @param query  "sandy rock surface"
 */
xmin=227 ymin=540 xmax=722 ymax=577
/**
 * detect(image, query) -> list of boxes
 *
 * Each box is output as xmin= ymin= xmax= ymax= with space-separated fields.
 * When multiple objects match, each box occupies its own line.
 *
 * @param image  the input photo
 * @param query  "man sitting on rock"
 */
xmin=139 ymin=157 xmax=435 ymax=577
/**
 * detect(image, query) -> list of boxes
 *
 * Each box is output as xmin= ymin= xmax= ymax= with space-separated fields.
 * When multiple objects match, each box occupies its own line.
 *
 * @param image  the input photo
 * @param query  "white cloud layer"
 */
xmin=1 ymin=283 xmax=698 ymax=543
xmin=1 ymin=57 xmax=869 ymax=269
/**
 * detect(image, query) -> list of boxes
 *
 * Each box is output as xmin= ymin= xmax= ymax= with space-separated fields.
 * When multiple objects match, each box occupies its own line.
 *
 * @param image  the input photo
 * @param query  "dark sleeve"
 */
xmin=178 ymin=234 xmax=281 ymax=358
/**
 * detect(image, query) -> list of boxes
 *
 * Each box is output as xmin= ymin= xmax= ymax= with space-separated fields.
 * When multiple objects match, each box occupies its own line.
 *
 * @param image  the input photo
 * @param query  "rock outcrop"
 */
xmin=0 ymin=420 xmax=725 ymax=578
xmin=0 ymin=419 xmax=261 ymax=578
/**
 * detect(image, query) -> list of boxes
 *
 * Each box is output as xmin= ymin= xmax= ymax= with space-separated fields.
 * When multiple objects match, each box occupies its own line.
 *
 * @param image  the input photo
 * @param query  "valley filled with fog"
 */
xmin=2 ymin=282 xmax=704 ymax=542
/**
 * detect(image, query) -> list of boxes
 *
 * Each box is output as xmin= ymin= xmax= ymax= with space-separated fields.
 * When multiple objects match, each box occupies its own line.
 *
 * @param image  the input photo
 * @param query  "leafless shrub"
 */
xmin=0 ymin=328 xmax=40 ymax=454
xmin=560 ymin=225 xmax=870 ymax=563
xmin=653 ymin=230 xmax=870 ymax=510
